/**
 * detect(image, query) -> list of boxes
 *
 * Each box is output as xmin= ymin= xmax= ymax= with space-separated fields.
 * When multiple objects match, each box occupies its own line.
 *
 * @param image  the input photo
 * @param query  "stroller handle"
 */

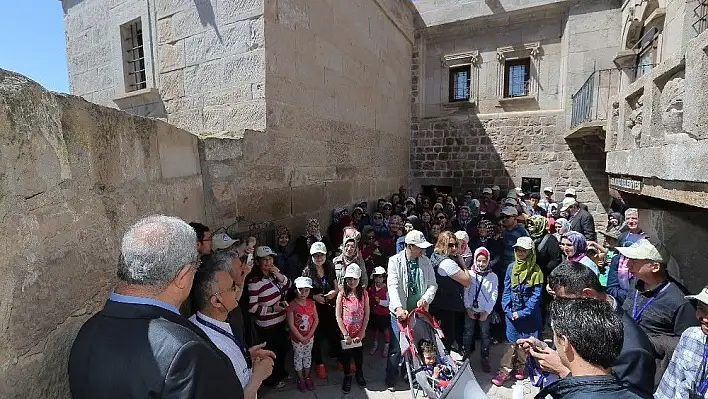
xmin=396 ymin=307 xmax=442 ymax=331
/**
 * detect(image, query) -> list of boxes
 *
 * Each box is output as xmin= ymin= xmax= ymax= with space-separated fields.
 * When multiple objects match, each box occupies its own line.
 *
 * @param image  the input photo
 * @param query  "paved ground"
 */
xmin=261 ymin=339 xmax=540 ymax=399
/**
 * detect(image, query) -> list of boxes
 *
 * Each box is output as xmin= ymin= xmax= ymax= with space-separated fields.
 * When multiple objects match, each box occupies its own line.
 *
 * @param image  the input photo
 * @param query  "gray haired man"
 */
xmin=68 ymin=215 xmax=245 ymax=399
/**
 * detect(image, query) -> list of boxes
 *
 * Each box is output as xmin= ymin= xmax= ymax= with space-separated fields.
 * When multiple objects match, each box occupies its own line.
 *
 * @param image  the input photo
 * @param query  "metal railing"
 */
xmin=694 ymin=0 xmax=708 ymax=35
xmin=570 ymin=69 xmax=620 ymax=129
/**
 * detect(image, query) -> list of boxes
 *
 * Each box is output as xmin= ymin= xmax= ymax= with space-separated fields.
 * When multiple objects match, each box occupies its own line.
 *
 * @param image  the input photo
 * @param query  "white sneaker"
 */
xmin=369 ymin=339 xmax=379 ymax=355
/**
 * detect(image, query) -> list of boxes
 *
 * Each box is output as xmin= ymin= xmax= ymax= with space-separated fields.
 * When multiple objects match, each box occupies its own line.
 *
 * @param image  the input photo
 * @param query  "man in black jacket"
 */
xmin=561 ymin=197 xmax=596 ymax=241
xmin=520 ymin=262 xmax=656 ymax=396
xmin=530 ymin=299 xmax=649 ymax=398
xmin=68 ymin=215 xmax=245 ymax=399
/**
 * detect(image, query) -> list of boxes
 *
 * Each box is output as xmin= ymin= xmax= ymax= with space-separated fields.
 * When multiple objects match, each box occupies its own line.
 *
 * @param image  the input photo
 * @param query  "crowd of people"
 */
xmin=66 ymin=185 xmax=708 ymax=399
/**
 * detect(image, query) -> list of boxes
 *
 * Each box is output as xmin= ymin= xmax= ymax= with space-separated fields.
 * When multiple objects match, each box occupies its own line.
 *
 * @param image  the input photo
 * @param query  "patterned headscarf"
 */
xmin=276 ymin=225 xmax=290 ymax=238
xmin=562 ymin=231 xmax=587 ymax=262
xmin=473 ymin=247 xmax=491 ymax=274
xmin=477 ymin=219 xmax=495 ymax=243
xmin=305 ymin=218 xmax=322 ymax=241
xmin=555 ymin=218 xmax=571 ymax=234
xmin=528 ymin=215 xmax=548 ymax=240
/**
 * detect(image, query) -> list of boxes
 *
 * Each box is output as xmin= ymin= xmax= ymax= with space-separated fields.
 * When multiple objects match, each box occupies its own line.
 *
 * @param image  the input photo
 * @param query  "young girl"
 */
xmin=286 ymin=277 xmax=319 ymax=392
xmin=367 ymin=266 xmax=390 ymax=357
xmin=463 ymin=247 xmax=499 ymax=373
xmin=335 ymin=264 xmax=369 ymax=393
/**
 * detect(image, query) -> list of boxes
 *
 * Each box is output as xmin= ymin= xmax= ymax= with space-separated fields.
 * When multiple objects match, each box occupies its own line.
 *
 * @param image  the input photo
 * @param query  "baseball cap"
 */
xmin=515 ymin=187 xmax=525 ymax=197
xmin=310 ymin=241 xmax=328 ymax=255
xmin=406 ymin=197 xmax=416 ymax=205
xmin=404 ymin=230 xmax=432 ymax=248
xmin=543 ymin=187 xmax=554 ymax=194
xmin=514 ymin=236 xmax=535 ymax=250
xmin=686 ymin=285 xmax=708 ymax=305
xmin=615 ymin=239 xmax=666 ymax=263
xmin=482 ymin=187 xmax=493 ymax=195
xmin=255 ymin=246 xmax=276 ymax=258
xmin=344 ymin=264 xmax=362 ymax=279
xmin=564 ymin=188 xmax=577 ymax=197
xmin=501 ymin=206 xmax=519 ymax=216
xmin=212 ymin=233 xmax=238 ymax=250
xmin=454 ymin=230 xmax=469 ymax=243
xmin=492 ymin=185 xmax=501 ymax=191
xmin=294 ymin=276 xmax=313 ymax=289
xmin=560 ymin=197 xmax=577 ymax=212
xmin=371 ymin=266 xmax=387 ymax=276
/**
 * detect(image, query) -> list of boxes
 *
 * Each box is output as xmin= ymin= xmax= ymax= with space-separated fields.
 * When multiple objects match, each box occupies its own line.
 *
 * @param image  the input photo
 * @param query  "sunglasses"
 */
xmin=448 ymin=243 xmax=458 ymax=248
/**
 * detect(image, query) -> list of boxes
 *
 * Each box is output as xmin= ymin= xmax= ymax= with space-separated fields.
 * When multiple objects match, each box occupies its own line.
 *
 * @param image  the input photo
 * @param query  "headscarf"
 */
xmin=511 ymin=245 xmax=544 ymax=288
xmin=528 ymin=215 xmax=548 ymax=240
xmin=473 ymin=247 xmax=491 ymax=274
xmin=332 ymin=207 xmax=347 ymax=224
xmin=305 ymin=218 xmax=322 ymax=240
xmin=276 ymin=225 xmax=290 ymax=238
xmin=477 ymin=219 xmax=495 ymax=244
xmin=340 ymin=236 xmax=361 ymax=264
xmin=562 ymin=231 xmax=587 ymax=262
xmin=608 ymin=212 xmax=623 ymax=228
xmin=555 ymin=218 xmax=571 ymax=234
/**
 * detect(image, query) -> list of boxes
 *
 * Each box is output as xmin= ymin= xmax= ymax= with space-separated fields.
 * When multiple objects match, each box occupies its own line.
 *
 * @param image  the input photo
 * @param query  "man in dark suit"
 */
xmin=68 ymin=215 xmax=247 ymax=399
xmin=561 ymin=198 xmax=597 ymax=241
xmin=520 ymin=261 xmax=656 ymax=397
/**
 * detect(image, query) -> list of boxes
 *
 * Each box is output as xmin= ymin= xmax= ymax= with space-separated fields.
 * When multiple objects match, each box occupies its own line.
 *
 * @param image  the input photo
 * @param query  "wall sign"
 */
xmin=609 ymin=175 xmax=643 ymax=194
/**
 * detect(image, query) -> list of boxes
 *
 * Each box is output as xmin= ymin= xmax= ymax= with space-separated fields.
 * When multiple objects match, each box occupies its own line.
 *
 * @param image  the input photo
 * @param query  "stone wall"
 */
xmin=0 ymin=69 xmax=205 ymax=398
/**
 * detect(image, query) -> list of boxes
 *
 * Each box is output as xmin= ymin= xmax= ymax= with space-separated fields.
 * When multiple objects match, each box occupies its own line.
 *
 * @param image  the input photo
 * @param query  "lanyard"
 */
xmin=196 ymin=315 xmax=252 ymax=368
xmin=473 ymin=274 xmax=485 ymax=304
xmin=632 ymin=282 xmax=670 ymax=321
xmin=696 ymin=339 xmax=708 ymax=395
xmin=526 ymin=356 xmax=549 ymax=388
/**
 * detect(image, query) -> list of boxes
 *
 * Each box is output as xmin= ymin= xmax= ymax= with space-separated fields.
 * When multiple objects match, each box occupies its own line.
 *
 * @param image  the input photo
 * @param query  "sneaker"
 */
xmin=305 ymin=376 xmax=315 ymax=390
xmin=297 ymin=378 xmax=306 ymax=392
xmin=315 ymin=364 xmax=327 ymax=379
xmin=355 ymin=374 xmax=367 ymax=387
xmin=342 ymin=375 xmax=352 ymax=393
xmin=382 ymin=342 xmax=390 ymax=358
xmin=274 ymin=380 xmax=287 ymax=389
xmin=513 ymin=366 xmax=525 ymax=380
xmin=491 ymin=369 xmax=510 ymax=387
xmin=370 ymin=339 xmax=379 ymax=355
xmin=481 ymin=357 xmax=491 ymax=373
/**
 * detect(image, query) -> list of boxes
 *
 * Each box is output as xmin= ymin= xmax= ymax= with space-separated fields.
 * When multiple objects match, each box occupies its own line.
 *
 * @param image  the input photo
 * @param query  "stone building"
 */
xmin=60 ymin=0 xmax=415 ymax=230
xmin=570 ymin=0 xmax=708 ymax=293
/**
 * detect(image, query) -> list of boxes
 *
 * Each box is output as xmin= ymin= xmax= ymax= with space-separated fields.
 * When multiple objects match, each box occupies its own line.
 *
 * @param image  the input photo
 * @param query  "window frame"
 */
xmin=120 ymin=18 xmax=147 ymax=93
xmin=448 ymin=65 xmax=471 ymax=103
xmin=503 ymin=58 xmax=531 ymax=98
xmin=634 ymin=26 xmax=659 ymax=79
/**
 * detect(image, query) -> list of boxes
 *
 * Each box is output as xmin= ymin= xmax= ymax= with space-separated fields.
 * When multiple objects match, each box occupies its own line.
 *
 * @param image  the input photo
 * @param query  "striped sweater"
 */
xmin=247 ymin=275 xmax=291 ymax=328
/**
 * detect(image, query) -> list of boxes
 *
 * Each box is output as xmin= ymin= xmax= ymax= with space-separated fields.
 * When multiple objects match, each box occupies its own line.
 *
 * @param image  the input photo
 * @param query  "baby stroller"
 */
xmin=397 ymin=308 xmax=488 ymax=399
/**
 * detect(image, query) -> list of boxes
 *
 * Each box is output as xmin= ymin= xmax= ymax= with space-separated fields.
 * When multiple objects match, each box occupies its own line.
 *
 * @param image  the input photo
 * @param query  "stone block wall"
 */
xmin=0 ymin=69 xmax=205 ymax=398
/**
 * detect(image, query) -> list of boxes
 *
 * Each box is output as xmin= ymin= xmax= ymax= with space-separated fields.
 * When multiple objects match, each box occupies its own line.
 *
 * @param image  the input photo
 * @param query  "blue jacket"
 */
xmin=606 ymin=254 xmax=630 ymax=306
xmin=501 ymin=263 xmax=543 ymax=342
xmin=535 ymin=374 xmax=651 ymax=399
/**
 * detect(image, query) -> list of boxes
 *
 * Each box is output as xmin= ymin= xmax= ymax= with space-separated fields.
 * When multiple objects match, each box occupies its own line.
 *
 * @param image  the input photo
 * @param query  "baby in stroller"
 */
xmin=418 ymin=339 xmax=453 ymax=388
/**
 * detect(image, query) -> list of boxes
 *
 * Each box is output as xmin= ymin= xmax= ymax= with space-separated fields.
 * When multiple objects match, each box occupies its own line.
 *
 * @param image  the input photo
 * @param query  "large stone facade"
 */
xmin=0 ymin=69 xmax=205 ymax=398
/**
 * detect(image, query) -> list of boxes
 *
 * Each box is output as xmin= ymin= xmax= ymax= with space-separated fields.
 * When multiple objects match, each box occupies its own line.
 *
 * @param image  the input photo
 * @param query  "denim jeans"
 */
xmin=386 ymin=314 xmax=403 ymax=385
xmin=463 ymin=314 xmax=491 ymax=358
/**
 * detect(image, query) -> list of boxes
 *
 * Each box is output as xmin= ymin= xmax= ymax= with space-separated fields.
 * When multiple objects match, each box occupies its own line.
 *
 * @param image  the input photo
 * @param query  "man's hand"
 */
xmin=273 ymin=302 xmax=286 ymax=313
xmin=325 ymin=290 xmax=337 ymax=300
xmin=517 ymin=337 xmax=544 ymax=352
xmin=417 ymin=299 xmax=429 ymax=310
xmin=251 ymin=356 xmax=274 ymax=383
xmin=528 ymin=345 xmax=570 ymax=377
xmin=466 ymin=309 xmax=476 ymax=319
xmin=478 ymin=312 xmax=488 ymax=321
xmin=395 ymin=307 xmax=408 ymax=321
xmin=512 ymin=312 xmax=519 ymax=320
xmin=249 ymin=343 xmax=276 ymax=361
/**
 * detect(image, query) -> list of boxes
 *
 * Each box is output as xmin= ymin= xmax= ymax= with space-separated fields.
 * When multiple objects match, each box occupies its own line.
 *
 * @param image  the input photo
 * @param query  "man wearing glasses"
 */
xmin=501 ymin=206 xmax=529 ymax=267
xmin=190 ymin=252 xmax=276 ymax=399
xmin=69 ymin=216 xmax=246 ymax=398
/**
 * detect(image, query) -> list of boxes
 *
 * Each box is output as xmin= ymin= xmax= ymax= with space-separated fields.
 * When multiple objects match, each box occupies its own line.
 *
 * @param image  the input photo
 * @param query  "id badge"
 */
xmin=472 ymin=300 xmax=479 ymax=309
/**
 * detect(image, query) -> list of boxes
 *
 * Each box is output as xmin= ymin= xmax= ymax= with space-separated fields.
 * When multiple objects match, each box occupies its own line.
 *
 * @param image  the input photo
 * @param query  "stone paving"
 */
xmin=261 ymin=339 xmax=540 ymax=399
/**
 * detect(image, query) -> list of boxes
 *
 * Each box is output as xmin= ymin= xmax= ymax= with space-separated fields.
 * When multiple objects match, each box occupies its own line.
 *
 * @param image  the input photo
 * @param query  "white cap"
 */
xmin=404 ymin=230 xmax=432 ymax=248
xmin=406 ymin=197 xmax=416 ymax=205
xmin=255 ymin=246 xmax=276 ymax=258
xmin=515 ymin=187 xmax=524 ymax=197
xmin=543 ymin=187 xmax=554 ymax=194
xmin=371 ymin=266 xmax=387 ymax=276
xmin=507 ymin=189 xmax=517 ymax=198
xmin=454 ymin=230 xmax=470 ymax=243
xmin=343 ymin=264 xmax=362 ymax=279
xmin=212 ymin=233 xmax=238 ymax=250
xmin=482 ymin=187 xmax=493 ymax=194
xmin=501 ymin=206 xmax=519 ymax=216
xmin=310 ymin=241 xmax=327 ymax=255
xmin=615 ymin=239 xmax=666 ymax=263
xmin=686 ymin=285 xmax=708 ymax=305
xmin=564 ymin=188 xmax=577 ymax=197
xmin=514 ymin=236 xmax=535 ymax=250
xmin=560 ymin=197 xmax=577 ymax=212
xmin=492 ymin=185 xmax=501 ymax=191
xmin=294 ymin=276 xmax=313 ymax=289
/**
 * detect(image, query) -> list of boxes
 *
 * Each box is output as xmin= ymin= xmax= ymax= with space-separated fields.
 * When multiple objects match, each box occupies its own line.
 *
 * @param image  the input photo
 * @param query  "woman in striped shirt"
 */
xmin=248 ymin=246 xmax=292 ymax=388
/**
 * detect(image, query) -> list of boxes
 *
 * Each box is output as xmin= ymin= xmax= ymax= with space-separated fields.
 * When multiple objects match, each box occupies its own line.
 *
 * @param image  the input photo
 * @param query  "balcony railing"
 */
xmin=570 ymin=69 xmax=620 ymax=129
xmin=694 ymin=0 xmax=708 ymax=35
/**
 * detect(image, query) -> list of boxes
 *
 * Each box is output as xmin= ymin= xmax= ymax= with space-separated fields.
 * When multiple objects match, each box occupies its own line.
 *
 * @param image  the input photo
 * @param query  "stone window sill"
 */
xmin=497 ymin=95 xmax=535 ymax=104
xmin=113 ymin=87 xmax=161 ymax=108
xmin=443 ymin=101 xmax=475 ymax=108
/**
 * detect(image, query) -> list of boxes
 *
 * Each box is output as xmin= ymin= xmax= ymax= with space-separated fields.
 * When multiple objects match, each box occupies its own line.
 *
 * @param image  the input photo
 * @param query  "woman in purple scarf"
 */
xmin=558 ymin=231 xmax=599 ymax=275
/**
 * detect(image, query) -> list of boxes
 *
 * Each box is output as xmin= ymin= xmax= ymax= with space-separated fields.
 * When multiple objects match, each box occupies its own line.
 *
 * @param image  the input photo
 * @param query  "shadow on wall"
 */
xmin=194 ymin=0 xmax=222 ymax=41
xmin=566 ymin=134 xmax=611 ymax=218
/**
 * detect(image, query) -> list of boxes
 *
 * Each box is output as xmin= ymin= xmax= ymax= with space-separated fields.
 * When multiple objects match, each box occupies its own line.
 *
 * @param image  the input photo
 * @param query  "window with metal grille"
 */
xmin=634 ymin=27 xmax=659 ymax=79
xmin=448 ymin=66 xmax=470 ymax=102
xmin=504 ymin=58 xmax=530 ymax=98
xmin=121 ymin=19 xmax=147 ymax=92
